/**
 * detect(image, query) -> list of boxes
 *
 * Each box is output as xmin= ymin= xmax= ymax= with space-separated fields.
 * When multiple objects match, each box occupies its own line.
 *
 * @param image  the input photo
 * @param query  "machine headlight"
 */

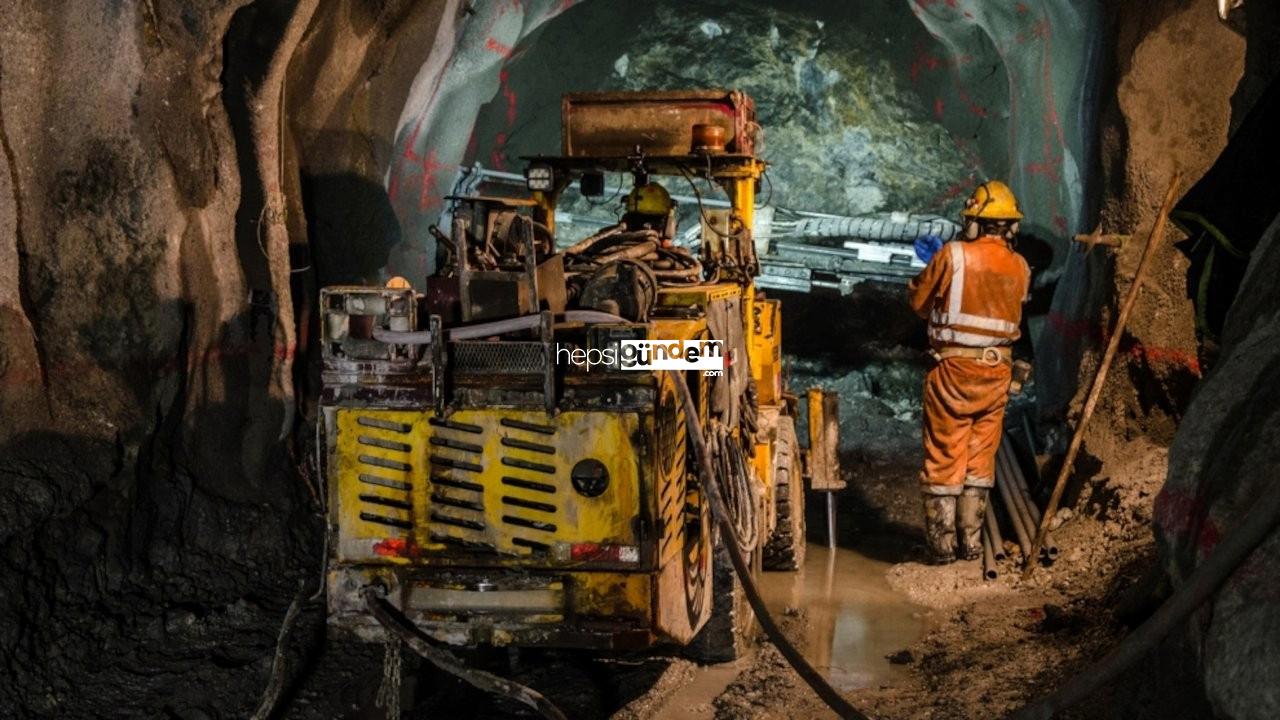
xmin=525 ymin=164 xmax=554 ymax=192
xmin=570 ymin=459 xmax=609 ymax=497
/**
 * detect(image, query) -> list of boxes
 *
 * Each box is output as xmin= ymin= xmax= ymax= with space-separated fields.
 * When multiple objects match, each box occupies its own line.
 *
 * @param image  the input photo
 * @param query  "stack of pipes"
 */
xmin=982 ymin=433 xmax=1057 ymax=581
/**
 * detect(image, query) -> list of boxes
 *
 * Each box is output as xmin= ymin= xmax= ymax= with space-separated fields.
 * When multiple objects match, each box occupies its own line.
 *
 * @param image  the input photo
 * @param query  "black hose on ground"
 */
xmin=672 ymin=371 xmax=869 ymax=720
xmin=1011 ymin=484 xmax=1280 ymax=719
xmin=362 ymin=586 xmax=569 ymax=720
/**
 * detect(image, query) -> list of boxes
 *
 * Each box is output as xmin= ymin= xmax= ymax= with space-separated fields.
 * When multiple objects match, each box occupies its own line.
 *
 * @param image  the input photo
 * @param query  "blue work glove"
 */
xmin=914 ymin=234 xmax=944 ymax=264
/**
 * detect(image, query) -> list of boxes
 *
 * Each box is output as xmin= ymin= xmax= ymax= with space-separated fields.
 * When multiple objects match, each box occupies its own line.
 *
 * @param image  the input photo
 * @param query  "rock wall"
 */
xmin=0 ymin=1 xmax=448 ymax=714
xmin=1036 ymin=0 xmax=1243 ymax=453
xmin=1157 ymin=211 xmax=1280 ymax=720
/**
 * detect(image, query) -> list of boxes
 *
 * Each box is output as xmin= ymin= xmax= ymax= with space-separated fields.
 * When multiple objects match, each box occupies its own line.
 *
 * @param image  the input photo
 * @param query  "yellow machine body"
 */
xmin=323 ymin=90 xmax=806 ymax=652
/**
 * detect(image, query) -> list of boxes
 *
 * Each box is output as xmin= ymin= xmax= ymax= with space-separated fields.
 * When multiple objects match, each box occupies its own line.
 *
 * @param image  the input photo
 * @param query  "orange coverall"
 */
xmin=907 ymin=236 xmax=1030 ymax=494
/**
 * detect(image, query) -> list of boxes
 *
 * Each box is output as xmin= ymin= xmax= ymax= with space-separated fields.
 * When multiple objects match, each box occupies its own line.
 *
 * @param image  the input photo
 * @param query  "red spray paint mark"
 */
xmin=1044 ymin=311 xmax=1202 ymax=375
xmin=418 ymin=149 xmax=446 ymax=211
xmin=485 ymin=36 xmax=513 ymax=58
xmin=1128 ymin=344 xmax=1202 ymax=376
xmin=490 ymin=132 xmax=509 ymax=171
xmin=373 ymin=537 xmax=426 ymax=559
xmin=909 ymin=48 xmax=945 ymax=83
xmin=1154 ymin=489 xmax=1221 ymax=555
xmin=499 ymin=69 xmax=519 ymax=126
xmin=934 ymin=97 xmax=945 ymax=119
xmin=401 ymin=119 xmax=424 ymax=162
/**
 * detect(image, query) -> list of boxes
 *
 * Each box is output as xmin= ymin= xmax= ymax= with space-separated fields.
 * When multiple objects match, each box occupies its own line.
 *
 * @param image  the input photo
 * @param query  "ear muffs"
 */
xmin=1009 ymin=221 xmax=1020 ymax=238
xmin=964 ymin=220 xmax=980 ymax=240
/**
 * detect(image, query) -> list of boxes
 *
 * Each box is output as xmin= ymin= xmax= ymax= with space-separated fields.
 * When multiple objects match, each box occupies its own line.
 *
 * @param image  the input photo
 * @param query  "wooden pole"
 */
xmin=1023 ymin=172 xmax=1182 ymax=578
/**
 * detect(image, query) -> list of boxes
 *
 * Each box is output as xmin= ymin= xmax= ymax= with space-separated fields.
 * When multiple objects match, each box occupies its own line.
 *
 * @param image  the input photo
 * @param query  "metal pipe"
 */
xmin=982 ymin=529 xmax=998 ymax=581
xmin=446 ymin=310 xmax=627 ymax=341
xmin=1000 ymin=441 xmax=1058 ymax=560
xmin=985 ymin=502 xmax=1006 ymax=561
xmin=1000 ymin=447 xmax=1043 ymax=560
xmin=827 ymin=492 xmax=837 ymax=550
xmin=996 ymin=470 xmax=1033 ymax=560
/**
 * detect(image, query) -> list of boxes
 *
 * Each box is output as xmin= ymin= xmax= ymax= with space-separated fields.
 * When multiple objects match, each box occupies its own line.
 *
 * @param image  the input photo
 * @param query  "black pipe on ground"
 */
xmin=996 ymin=466 xmax=1033 ymax=559
xmin=982 ymin=529 xmax=998 ymax=581
xmin=985 ymin=502 xmax=1006 ymax=561
xmin=999 ymin=439 xmax=1057 ymax=560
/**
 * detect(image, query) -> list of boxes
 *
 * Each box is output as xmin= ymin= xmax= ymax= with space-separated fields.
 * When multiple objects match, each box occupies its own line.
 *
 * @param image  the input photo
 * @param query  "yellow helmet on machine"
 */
xmin=625 ymin=182 xmax=675 ymax=215
xmin=962 ymin=180 xmax=1024 ymax=221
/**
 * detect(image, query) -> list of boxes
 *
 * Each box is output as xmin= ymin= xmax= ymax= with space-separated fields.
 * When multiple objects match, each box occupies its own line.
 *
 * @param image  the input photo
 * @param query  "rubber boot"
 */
xmin=921 ymin=494 xmax=957 ymax=564
xmin=957 ymin=486 xmax=989 ymax=560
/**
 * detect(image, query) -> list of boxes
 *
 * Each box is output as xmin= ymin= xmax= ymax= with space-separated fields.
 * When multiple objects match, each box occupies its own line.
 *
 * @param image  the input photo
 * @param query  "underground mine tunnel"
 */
xmin=2 ymin=0 xmax=1279 ymax=718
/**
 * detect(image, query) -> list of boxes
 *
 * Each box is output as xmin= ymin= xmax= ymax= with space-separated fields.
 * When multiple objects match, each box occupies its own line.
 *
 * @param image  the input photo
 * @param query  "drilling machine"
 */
xmin=319 ymin=90 xmax=843 ymax=660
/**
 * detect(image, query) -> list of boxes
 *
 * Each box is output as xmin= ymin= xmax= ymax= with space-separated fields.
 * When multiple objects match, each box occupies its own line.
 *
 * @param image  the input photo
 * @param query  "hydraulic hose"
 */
xmin=372 ymin=311 xmax=628 ymax=344
xmin=1012 ymin=483 xmax=1280 ymax=719
xmin=362 ymin=586 xmax=568 ymax=720
xmin=671 ymin=371 xmax=870 ymax=720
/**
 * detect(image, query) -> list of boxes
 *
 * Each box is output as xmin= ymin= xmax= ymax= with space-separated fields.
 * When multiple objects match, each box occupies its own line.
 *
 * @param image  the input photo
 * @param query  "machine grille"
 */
xmin=496 ymin=420 xmax=562 ymax=553
xmin=451 ymin=341 xmax=546 ymax=375
xmin=424 ymin=417 xmax=489 ymax=549
xmin=354 ymin=417 xmax=415 ymax=531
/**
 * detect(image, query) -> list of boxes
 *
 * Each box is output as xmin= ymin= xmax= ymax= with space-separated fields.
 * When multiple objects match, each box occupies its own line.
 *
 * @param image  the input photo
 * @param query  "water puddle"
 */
xmin=759 ymin=543 xmax=927 ymax=690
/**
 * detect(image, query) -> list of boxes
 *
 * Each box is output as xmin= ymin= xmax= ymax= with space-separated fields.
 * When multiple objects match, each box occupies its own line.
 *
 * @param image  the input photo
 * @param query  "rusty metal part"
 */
xmin=578 ymin=259 xmax=658 ymax=321
xmin=691 ymin=123 xmax=727 ymax=153
xmin=1026 ymin=172 xmax=1182 ymax=577
xmin=1072 ymin=226 xmax=1129 ymax=253
xmin=562 ymin=90 xmax=758 ymax=157
xmin=805 ymin=389 xmax=845 ymax=491
xmin=362 ymin=586 xmax=568 ymax=720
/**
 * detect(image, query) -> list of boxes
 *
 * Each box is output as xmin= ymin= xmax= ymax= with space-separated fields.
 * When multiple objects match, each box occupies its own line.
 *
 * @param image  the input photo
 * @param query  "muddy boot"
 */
xmin=956 ymin=486 xmax=990 ymax=560
xmin=921 ymin=494 xmax=958 ymax=564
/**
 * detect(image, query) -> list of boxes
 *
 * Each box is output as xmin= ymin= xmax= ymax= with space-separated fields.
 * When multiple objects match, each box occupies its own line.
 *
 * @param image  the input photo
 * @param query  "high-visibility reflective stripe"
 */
xmin=947 ymin=242 xmax=964 ymax=318
xmin=929 ymin=326 xmax=1013 ymax=347
xmin=930 ymin=310 xmax=1019 ymax=334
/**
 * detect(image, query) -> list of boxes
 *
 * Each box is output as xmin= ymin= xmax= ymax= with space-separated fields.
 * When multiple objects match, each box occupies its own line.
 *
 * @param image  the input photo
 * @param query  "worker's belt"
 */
xmin=930 ymin=346 xmax=1013 ymax=367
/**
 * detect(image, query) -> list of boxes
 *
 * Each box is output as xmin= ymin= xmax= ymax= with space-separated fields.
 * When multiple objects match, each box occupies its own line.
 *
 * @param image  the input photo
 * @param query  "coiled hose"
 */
xmin=564 ymin=227 xmax=704 ymax=284
xmin=711 ymin=423 xmax=760 ymax=554
xmin=672 ymin=371 xmax=869 ymax=720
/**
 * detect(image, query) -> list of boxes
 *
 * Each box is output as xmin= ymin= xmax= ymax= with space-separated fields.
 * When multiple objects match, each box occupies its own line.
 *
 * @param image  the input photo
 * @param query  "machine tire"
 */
xmin=684 ymin=539 xmax=758 ymax=663
xmin=763 ymin=415 xmax=806 ymax=571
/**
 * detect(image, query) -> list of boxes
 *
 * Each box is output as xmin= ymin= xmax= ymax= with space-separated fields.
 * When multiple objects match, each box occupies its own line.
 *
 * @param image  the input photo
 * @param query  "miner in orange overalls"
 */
xmin=907 ymin=181 xmax=1030 ymax=564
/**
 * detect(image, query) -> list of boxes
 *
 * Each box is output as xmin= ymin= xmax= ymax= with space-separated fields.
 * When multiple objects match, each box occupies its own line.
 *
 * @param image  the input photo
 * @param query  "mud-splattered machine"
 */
xmin=319 ymin=91 xmax=842 ymax=657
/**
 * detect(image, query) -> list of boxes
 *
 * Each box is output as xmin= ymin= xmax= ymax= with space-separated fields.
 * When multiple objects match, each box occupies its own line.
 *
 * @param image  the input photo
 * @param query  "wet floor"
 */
xmin=650 ymin=542 xmax=926 ymax=719
xmin=760 ymin=543 xmax=927 ymax=691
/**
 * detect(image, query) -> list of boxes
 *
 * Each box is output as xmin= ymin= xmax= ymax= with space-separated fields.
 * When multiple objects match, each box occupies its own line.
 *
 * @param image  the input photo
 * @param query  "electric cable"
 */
xmin=671 ymin=371 xmax=870 ymax=720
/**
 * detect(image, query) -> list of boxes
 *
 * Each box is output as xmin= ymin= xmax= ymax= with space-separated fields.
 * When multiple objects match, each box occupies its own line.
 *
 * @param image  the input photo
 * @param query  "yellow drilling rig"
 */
xmin=318 ymin=90 xmax=843 ymax=660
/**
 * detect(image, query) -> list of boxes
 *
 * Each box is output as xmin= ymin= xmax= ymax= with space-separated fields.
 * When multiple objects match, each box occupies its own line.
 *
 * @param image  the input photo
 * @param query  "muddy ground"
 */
xmin=587 ymin=433 xmax=1185 ymax=720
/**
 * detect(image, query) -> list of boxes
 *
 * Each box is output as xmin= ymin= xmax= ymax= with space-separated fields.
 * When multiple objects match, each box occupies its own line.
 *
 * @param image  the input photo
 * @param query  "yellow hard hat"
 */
xmin=625 ymin=183 xmax=674 ymax=215
xmin=385 ymin=276 xmax=411 ymax=290
xmin=962 ymin=181 xmax=1023 ymax=221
